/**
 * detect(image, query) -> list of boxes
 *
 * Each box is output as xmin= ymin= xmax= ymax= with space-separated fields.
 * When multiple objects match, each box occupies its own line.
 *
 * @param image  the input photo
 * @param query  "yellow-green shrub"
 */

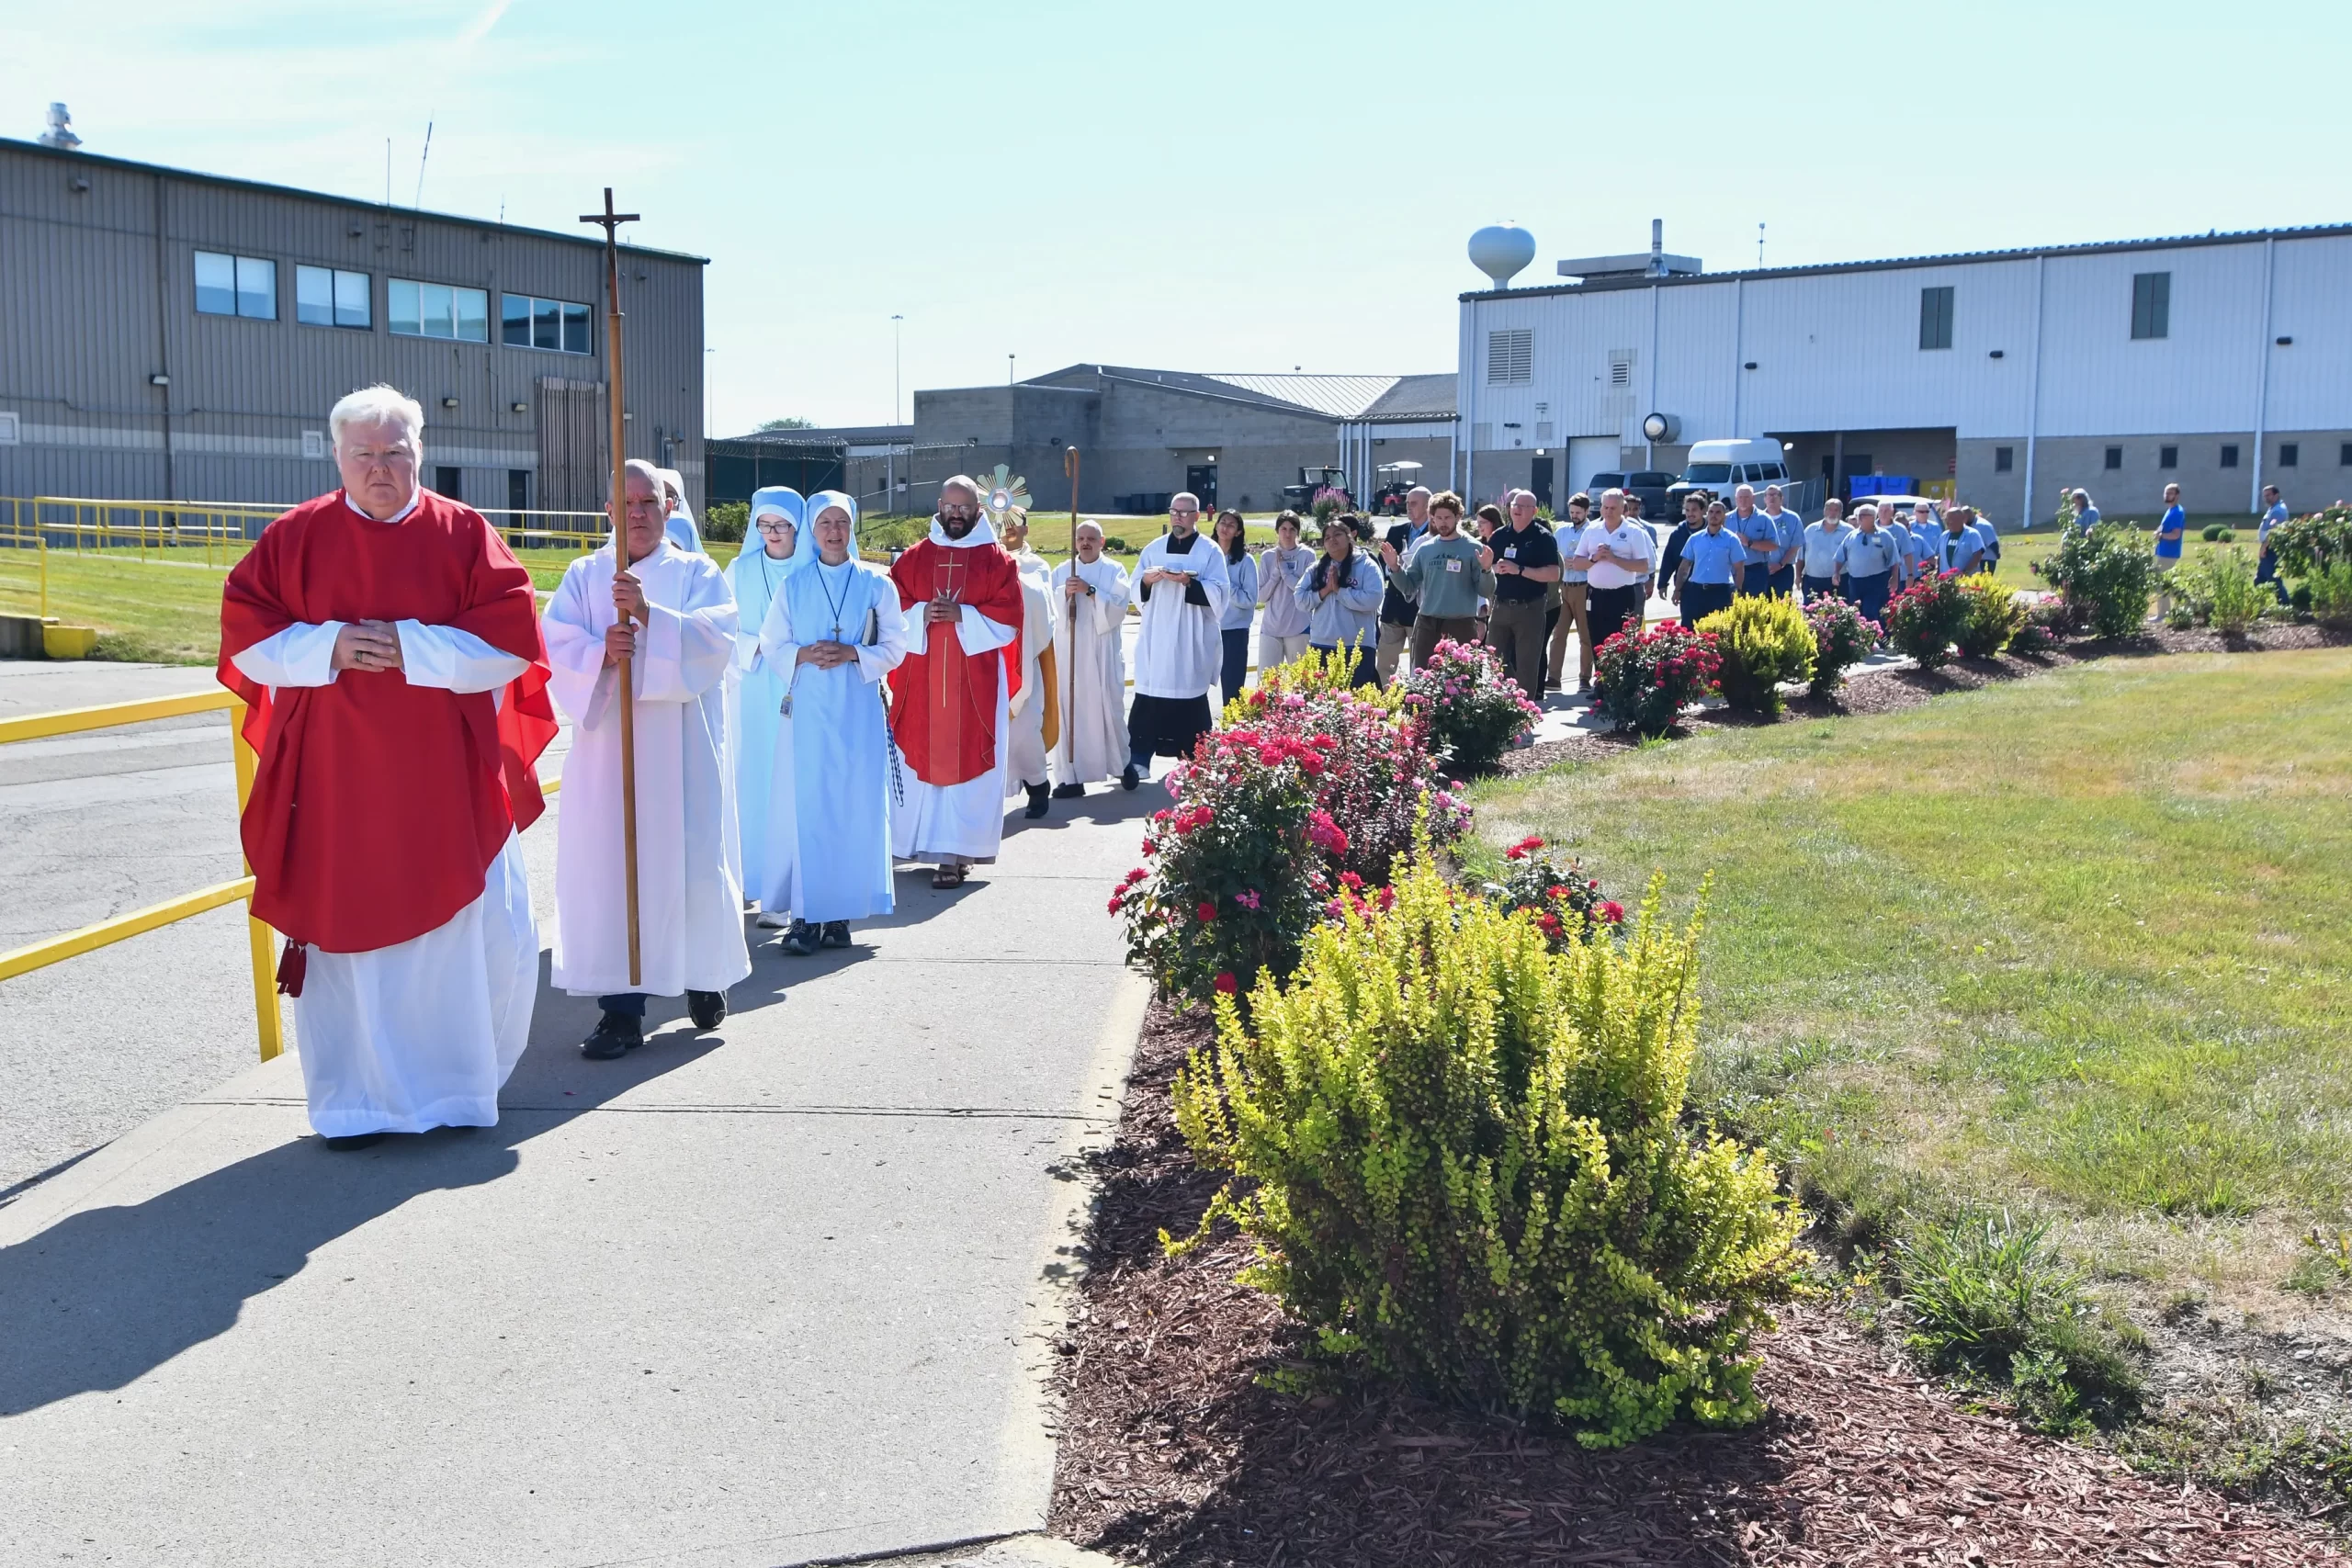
xmin=1170 ymin=852 xmax=1805 ymax=1448
xmin=1696 ymin=595 xmax=1816 ymax=716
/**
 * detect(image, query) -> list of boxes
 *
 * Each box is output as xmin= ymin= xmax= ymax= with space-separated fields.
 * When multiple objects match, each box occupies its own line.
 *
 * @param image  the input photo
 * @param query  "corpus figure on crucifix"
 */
xmin=887 ymin=475 xmax=1026 ymax=889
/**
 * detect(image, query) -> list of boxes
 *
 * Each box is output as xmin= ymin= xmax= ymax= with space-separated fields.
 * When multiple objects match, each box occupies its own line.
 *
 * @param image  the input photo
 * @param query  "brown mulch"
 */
xmin=1490 ymin=624 xmax=2348 ymax=775
xmin=1046 ymin=1003 xmax=2350 ymax=1567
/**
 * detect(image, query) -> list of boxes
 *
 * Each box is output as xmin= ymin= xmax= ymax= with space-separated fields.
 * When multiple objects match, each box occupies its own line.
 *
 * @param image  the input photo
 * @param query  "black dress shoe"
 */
xmin=820 ymin=920 xmax=852 ymax=948
xmin=1023 ymin=782 xmax=1050 ymax=819
xmin=1051 ymin=782 xmax=1084 ymax=799
xmin=687 ymin=989 xmax=728 ymax=1030
xmin=780 ymin=919 xmax=820 ymax=956
xmin=322 ymin=1132 xmax=387 ymax=1151
xmin=1120 ymin=764 xmax=1141 ymax=791
xmin=580 ymin=1010 xmax=641 ymax=1060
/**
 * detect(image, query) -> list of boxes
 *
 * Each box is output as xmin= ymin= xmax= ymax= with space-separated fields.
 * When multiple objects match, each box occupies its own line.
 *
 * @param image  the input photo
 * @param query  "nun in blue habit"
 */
xmin=753 ymin=491 xmax=910 ymax=954
xmin=726 ymin=486 xmax=804 ymax=923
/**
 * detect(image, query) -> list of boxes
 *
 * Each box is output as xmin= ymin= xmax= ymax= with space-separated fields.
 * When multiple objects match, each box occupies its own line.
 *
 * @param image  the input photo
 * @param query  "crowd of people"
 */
xmin=226 ymin=378 xmax=2260 ymax=1154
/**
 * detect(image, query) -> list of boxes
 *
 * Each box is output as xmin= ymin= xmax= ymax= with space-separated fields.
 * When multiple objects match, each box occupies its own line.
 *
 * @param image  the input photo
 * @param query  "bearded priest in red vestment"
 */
xmin=219 ymin=384 xmax=555 ymax=1150
xmin=887 ymin=476 xmax=1027 ymax=888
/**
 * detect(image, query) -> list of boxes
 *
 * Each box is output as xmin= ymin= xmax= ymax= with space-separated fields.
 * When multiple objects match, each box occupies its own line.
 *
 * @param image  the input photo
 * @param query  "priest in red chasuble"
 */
xmin=887 ymin=476 xmax=1026 ymax=888
xmin=220 ymin=384 xmax=555 ymax=1150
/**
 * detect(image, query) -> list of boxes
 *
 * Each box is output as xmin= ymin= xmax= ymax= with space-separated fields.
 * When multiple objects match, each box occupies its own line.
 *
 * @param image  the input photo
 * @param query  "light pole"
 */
xmin=1007 ymin=353 xmax=1015 ymax=386
xmin=890 ymin=314 xmax=903 ymax=425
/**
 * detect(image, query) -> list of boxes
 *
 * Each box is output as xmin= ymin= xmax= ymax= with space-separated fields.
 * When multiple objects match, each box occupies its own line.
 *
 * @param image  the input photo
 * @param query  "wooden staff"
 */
xmin=582 ymin=188 xmax=643 ymax=987
xmin=1062 ymin=446 xmax=1080 ymax=767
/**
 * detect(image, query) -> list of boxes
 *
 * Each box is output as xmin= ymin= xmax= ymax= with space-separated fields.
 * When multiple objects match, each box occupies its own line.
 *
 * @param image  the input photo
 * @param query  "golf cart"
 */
xmin=1373 ymin=461 xmax=1424 ymax=515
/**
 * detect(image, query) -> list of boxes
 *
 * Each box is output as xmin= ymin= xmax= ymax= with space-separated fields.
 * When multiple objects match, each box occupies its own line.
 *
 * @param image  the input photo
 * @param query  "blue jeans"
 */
xmin=1740 ymin=562 xmax=1773 ymax=595
xmin=1218 ymin=626 xmax=1250 ymax=705
xmin=1849 ymin=571 xmax=1891 ymax=624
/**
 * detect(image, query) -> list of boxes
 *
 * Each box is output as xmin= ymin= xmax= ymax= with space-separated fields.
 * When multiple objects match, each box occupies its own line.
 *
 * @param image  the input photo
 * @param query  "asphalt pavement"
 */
xmin=0 ymin=659 xmax=1146 ymax=1565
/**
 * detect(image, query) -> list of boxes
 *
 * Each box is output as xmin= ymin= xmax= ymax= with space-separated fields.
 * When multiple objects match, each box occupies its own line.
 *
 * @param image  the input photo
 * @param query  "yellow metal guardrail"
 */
xmin=0 ymin=689 xmax=562 ymax=1064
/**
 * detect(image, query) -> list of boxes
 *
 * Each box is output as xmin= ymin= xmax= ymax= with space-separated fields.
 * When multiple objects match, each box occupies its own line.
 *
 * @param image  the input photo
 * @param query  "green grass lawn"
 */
xmin=1472 ymin=649 xmax=2352 ymax=1308
xmin=1992 ymin=520 xmax=2250 ymax=593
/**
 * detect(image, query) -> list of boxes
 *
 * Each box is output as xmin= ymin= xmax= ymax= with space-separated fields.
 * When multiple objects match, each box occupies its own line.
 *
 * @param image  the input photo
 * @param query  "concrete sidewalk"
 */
xmin=0 ymin=787 xmax=1151 ymax=1567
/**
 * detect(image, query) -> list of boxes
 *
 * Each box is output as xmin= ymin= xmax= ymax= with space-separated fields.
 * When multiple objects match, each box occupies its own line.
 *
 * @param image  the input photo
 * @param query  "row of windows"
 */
xmin=192 ymin=252 xmax=590 ymax=354
xmin=2094 ymin=441 xmax=2341 ymax=471
xmin=1986 ymin=442 xmax=2349 ymax=475
xmin=1921 ymin=273 xmax=2173 ymax=350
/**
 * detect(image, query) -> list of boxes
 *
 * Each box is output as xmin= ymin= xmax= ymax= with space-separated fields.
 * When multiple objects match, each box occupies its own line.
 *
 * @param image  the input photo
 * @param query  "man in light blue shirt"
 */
xmin=1730 ymin=485 xmax=1777 ymax=595
xmin=1799 ymin=499 xmax=1851 ymax=604
xmin=1678 ymin=500 xmax=1745 ymax=628
xmin=2256 ymin=483 xmax=2290 ymax=604
xmin=1834 ymin=503 xmax=1905 ymax=622
xmin=1761 ymin=484 xmax=1804 ymax=598
xmin=1939 ymin=507 xmax=1986 ymax=574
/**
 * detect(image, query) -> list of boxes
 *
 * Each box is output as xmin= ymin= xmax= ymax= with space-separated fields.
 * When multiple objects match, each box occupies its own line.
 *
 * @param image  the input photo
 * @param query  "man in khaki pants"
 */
xmin=1545 ymin=491 xmax=1594 ymax=691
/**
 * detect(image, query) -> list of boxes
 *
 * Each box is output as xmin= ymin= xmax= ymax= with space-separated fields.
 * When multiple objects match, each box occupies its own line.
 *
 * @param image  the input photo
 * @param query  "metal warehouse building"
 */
xmin=1456 ymin=225 xmax=2352 ymax=523
xmin=712 ymin=366 xmax=1457 ymax=519
xmin=0 ymin=136 xmax=707 ymax=514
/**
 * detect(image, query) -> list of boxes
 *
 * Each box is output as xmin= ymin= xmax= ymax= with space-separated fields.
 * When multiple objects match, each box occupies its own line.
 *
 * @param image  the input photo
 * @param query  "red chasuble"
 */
xmin=218 ymin=490 xmax=558 ymax=953
xmin=887 ymin=537 xmax=1026 ymax=787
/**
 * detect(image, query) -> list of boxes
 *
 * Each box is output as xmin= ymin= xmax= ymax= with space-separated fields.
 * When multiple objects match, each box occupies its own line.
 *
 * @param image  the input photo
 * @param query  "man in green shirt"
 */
xmin=1381 ymin=490 xmax=1497 ymax=667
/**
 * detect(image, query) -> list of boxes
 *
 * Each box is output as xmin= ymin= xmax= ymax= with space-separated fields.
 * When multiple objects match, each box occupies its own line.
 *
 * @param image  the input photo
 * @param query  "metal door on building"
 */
xmin=1529 ymin=456 xmax=1554 ymax=510
xmin=1185 ymin=464 xmax=1218 ymax=510
xmin=537 ymin=377 xmax=608 ymax=518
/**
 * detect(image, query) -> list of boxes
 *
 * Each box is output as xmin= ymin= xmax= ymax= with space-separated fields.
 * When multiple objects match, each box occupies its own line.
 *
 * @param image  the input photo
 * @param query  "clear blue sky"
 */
xmin=7 ymin=0 xmax=2345 ymax=435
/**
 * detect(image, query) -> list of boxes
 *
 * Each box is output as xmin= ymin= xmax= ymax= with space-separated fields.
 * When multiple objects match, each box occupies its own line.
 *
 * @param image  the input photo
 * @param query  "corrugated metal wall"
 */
xmin=0 ymin=138 xmax=706 ymax=514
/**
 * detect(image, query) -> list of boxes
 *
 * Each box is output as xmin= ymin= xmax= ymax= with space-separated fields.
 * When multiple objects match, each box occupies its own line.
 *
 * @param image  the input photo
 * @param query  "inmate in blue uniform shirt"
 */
xmin=1682 ymin=529 xmax=1744 ymax=585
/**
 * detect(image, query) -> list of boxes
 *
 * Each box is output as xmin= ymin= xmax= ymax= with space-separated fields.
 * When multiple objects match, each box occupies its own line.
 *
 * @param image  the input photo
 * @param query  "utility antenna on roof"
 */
xmin=414 ymin=118 xmax=435 ymax=207
xmin=1758 ymin=222 xmax=1766 ymax=267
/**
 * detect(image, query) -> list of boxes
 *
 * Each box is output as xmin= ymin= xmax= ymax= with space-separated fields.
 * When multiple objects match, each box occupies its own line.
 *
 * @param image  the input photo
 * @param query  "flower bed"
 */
xmin=1591 ymin=622 xmax=1722 ymax=736
xmin=1399 ymin=638 xmax=1542 ymax=775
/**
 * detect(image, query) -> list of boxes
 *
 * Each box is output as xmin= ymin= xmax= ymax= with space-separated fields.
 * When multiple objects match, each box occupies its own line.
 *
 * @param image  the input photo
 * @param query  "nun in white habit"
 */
xmin=726 ymin=486 xmax=803 ymax=927
xmin=755 ymin=491 xmax=910 ymax=955
xmin=657 ymin=466 xmax=707 ymax=556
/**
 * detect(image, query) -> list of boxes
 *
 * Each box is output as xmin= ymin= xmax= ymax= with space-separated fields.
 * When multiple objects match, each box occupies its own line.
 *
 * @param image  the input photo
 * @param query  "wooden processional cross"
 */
xmin=582 ymin=188 xmax=644 ymax=986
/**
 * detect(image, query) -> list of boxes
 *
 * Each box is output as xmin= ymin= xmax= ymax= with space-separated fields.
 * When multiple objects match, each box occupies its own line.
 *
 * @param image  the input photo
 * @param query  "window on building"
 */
xmin=296 ymin=265 xmax=370 ymax=329
xmin=2278 ymin=442 xmax=2300 ymax=468
xmin=434 ymin=466 xmax=463 ymax=501
xmin=389 ymin=278 xmax=490 ymax=342
xmin=2159 ymin=445 xmax=2178 ymax=469
xmin=1994 ymin=446 xmax=2014 ymax=472
xmin=1918 ymin=286 xmax=1954 ymax=351
xmin=2131 ymin=271 xmax=2170 ymax=340
xmin=2220 ymin=444 xmax=2241 ymax=468
xmin=502 ymin=293 xmax=594 ymax=355
xmin=194 ymin=251 xmax=276 ymax=320
xmin=2340 ymin=441 xmax=2352 ymax=467
xmin=1487 ymin=329 xmax=1532 ymax=385
xmin=2104 ymin=446 xmax=2123 ymax=470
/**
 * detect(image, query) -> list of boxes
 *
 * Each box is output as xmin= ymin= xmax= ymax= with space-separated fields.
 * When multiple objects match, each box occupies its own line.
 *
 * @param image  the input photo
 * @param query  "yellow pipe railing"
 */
xmin=0 ymin=688 xmax=563 ymax=1064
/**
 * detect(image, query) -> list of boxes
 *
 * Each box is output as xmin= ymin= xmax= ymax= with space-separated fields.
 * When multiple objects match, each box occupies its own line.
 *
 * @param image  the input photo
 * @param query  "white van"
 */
xmin=1679 ymin=438 xmax=1791 ymax=492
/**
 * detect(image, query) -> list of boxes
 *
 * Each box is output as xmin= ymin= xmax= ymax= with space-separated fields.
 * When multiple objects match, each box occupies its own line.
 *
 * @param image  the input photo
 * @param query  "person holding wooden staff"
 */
xmin=1048 ymin=521 xmax=1132 ymax=797
xmin=219 ymin=383 xmax=556 ymax=1149
xmin=544 ymin=457 xmax=749 ymax=1058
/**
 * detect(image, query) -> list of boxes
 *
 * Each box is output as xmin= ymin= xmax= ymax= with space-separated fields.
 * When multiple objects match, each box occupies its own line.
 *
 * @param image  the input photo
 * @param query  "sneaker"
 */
xmin=820 ymin=921 xmax=852 ymax=949
xmin=580 ymin=1010 xmax=641 ymax=1060
xmin=754 ymin=910 xmax=789 ymax=929
xmin=1120 ymin=764 xmax=1141 ymax=792
xmin=687 ymin=989 xmax=728 ymax=1031
xmin=780 ymin=919 xmax=820 ymax=956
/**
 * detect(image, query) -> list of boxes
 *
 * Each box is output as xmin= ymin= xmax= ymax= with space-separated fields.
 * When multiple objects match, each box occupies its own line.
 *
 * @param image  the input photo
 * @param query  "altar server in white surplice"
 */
xmin=999 ymin=513 xmax=1059 ymax=820
xmin=755 ymin=491 xmax=908 ymax=956
xmin=544 ymin=458 xmax=751 ymax=1060
xmin=726 ymin=486 xmax=803 ymax=927
xmin=1125 ymin=492 xmax=1229 ymax=779
xmin=1049 ymin=521 xmax=1133 ymax=797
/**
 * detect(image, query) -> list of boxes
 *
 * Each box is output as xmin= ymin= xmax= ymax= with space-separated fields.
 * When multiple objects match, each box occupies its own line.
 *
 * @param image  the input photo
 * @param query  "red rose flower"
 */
xmin=1213 ymin=972 xmax=1238 ymax=995
xmin=1599 ymin=901 xmax=1624 ymax=924
xmin=1196 ymin=901 xmax=1217 ymax=922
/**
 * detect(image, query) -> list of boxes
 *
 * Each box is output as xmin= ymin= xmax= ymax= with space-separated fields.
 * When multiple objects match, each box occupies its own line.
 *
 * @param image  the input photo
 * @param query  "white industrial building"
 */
xmin=1453 ymin=223 xmax=2352 ymax=524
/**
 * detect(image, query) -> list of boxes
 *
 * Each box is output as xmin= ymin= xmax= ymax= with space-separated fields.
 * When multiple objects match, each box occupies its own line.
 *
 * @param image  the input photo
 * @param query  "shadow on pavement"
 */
xmin=0 ymin=951 xmax=720 ymax=1418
